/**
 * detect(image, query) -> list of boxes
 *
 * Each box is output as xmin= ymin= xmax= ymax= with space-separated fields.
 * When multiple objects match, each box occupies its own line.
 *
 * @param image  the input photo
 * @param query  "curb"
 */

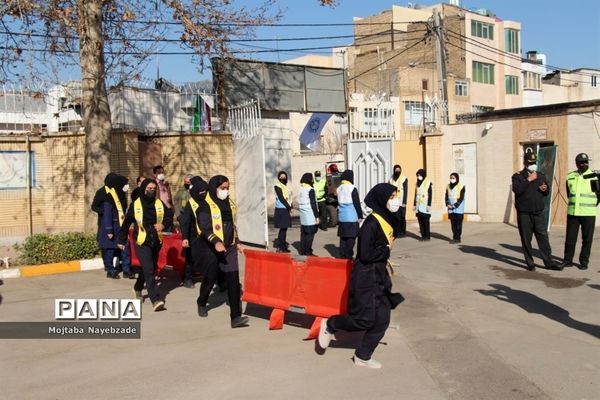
xmin=0 ymin=258 xmax=104 ymax=279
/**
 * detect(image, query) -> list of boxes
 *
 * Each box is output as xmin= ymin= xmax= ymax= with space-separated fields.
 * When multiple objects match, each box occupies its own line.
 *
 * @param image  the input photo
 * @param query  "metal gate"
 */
xmin=347 ymin=107 xmax=394 ymax=201
xmin=228 ymin=100 xmax=268 ymax=248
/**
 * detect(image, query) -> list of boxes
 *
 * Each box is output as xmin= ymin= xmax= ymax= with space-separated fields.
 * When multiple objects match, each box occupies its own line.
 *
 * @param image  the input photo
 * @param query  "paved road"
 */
xmin=1 ymin=222 xmax=598 ymax=400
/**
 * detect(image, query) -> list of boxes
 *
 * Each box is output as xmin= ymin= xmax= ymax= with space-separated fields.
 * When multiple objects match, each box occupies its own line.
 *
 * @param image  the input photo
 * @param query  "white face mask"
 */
xmin=315 ymin=176 xmax=321 ymax=181
xmin=217 ymin=189 xmax=229 ymax=200
xmin=417 ymin=176 xmax=423 ymax=181
xmin=527 ymin=164 xmax=537 ymax=172
xmin=122 ymin=184 xmax=129 ymax=193
xmin=449 ymin=178 xmax=457 ymax=184
xmin=157 ymin=173 xmax=166 ymax=181
xmin=387 ymin=197 xmax=401 ymax=213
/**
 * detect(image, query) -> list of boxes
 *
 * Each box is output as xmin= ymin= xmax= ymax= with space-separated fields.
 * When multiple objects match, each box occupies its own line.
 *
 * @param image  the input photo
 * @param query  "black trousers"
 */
xmin=275 ymin=228 xmax=288 ymax=250
xmin=416 ymin=212 xmax=431 ymax=239
xmin=564 ymin=215 xmax=596 ymax=267
xmin=300 ymin=225 xmax=317 ymax=255
xmin=394 ymin=207 xmax=406 ymax=237
xmin=133 ymin=243 xmax=161 ymax=303
xmin=449 ymin=213 xmax=464 ymax=240
xmin=328 ymin=300 xmax=391 ymax=361
xmin=516 ymin=212 xmax=554 ymax=268
xmin=318 ymin=201 xmax=328 ymax=229
xmin=196 ymin=247 xmax=242 ymax=320
xmin=339 ymin=237 xmax=356 ymax=259
xmin=183 ymin=246 xmax=193 ymax=281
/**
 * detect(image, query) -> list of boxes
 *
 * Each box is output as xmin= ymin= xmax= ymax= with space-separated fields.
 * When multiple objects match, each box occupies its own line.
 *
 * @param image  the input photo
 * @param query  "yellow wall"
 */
xmin=394 ymin=138 xmax=424 ymax=220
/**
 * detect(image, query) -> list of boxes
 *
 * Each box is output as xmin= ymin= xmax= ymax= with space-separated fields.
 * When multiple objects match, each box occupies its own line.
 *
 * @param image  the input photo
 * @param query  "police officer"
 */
xmin=313 ymin=170 xmax=328 ymax=230
xmin=560 ymin=153 xmax=600 ymax=270
xmin=511 ymin=153 xmax=559 ymax=271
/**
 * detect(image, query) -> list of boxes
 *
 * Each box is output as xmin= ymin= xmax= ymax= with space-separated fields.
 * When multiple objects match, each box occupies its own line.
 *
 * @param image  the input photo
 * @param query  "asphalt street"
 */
xmin=0 ymin=221 xmax=598 ymax=400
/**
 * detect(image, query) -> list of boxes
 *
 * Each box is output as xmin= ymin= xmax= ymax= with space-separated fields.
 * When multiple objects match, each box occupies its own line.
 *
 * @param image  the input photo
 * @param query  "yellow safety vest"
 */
xmin=205 ymin=193 xmax=237 ymax=243
xmin=372 ymin=212 xmax=394 ymax=245
xmin=133 ymin=198 xmax=164 ymax=245
xmin=389 ymin=175 xmax=407 ymax=200
xmin=567 ymin=170 xmax=598 ymax=216
xmin=417 ymin=178 xmax=431 ymax=206
xmin=446 ymin=183 xmax=464 ymax=200
xmin=105 ymin=186 xmax=125 ymax=225
xmin=313 ymin=178 xmax=327 ymax=202
xmin=275 ymin=180 xmax=290 ymax=202
xmin=188 ymin=197 xmax=202 ymax=235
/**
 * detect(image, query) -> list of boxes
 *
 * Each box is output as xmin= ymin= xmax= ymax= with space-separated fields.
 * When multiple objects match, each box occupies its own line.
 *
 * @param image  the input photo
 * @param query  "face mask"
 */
xmin=577 ymin=163 xmax=588 ymax=172
xmin=157 ymin=173 xmax=165 ymax=181
xmin=394 ymin=170 xmax=401 ymax=177
xmin=122 ymin=184 xmax=129 ymax=193
xmin=417 ymin=176 xmax=423 ymax=181
xmin=387 ymin=197 xmax=401 ymax=213
xmin=184 ymin=183 xmax=190 ymax=190
xmin=146 ymin=189 xmax=156 ymax=199
xmin=279 ymin=177 xmax=287 ymax=185
xmin=217 ymin=189 xmax=229 ymax=200
xmin=450 ymin=178 xmax=456 ymax=184
xmin=199 ymin=192 xmax=207 ymax=200
xmin=315 ymin=176 xmax=321 ymax=181
xmin=527 ymin=164 xmax=537 ymax=172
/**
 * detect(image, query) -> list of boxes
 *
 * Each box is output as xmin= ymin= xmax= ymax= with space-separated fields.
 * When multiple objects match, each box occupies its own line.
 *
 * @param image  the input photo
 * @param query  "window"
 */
xmin=523 ymin=71 xmax=542 ymax=90
xmin=504 ymin=29 xmax=519 ymax=54
xmin=472 ymin=61 xmax=495 ymax=84
xmin=471 ymin=20 xmax=494 ymax=40
xmin=593 ymin=76 xmax=598 ymax=87
xmin=455 ymin=80 xmax=468 ymax=96
xmin=422 ymin=79 xmax=429 ymax=91
xmin=404 ymin=101 xmax=434 ymax=126
xmin=363 ymin=107 xmax=393 ymax=133
xmin=505 ymin=75 xmax=519 ymax=95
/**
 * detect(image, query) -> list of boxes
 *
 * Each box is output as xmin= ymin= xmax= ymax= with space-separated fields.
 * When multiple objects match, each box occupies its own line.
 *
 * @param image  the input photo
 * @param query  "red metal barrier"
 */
xmin=242 ymin=249 xmax=352 ymax=339
xmin=128 ymin=231 xmax=186 ymax=278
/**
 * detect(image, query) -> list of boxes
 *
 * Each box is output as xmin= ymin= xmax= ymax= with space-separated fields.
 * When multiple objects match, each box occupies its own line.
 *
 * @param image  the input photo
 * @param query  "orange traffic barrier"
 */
xmin=242 ymin=249 xmax=352 ymax=339
xmin=128 ymin=231 xmax=186 ymax=278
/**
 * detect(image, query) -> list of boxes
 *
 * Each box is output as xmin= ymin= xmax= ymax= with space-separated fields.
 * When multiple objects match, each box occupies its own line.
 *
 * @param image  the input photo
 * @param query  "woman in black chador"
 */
xmin=195 ymin=175 xmax=249 ymax=329
xmin=318 ymin=183 xmax=403 ymax=369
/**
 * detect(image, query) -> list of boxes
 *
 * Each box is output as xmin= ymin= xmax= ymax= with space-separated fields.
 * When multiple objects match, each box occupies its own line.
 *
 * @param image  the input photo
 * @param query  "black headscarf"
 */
xmin=112 ymin=175 xmax=129 ymax=209
xmin=104 ymin=172 xmax=118 ymax=187
xmin=139 ymin=178 xmax=158 ymax=204
xmin=277 ymin=171 xmax=288 ymax=185
xmin=208 ymin=175 xmax=233 ymax=222
xmin=364 ymin=183 xmax=397 ymax=226
xmin=189 ymin=176 xmax=208 ymax=202
xmin=300 ymin=172 xmax=314 ymax=186
xmin=341 ymin=169 xmax=354 ymax=184
xmin=449 ymin=172 xmax=460 ymax=189
xmin=392 ymin=164 xmax=402 ymax=179
xmin=416 ymin=169 xmax=427 ymax=187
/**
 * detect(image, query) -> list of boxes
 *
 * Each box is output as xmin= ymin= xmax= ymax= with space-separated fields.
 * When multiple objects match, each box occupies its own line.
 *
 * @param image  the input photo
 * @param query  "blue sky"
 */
xmin=144 ymin=0 xmax=600 ymax=83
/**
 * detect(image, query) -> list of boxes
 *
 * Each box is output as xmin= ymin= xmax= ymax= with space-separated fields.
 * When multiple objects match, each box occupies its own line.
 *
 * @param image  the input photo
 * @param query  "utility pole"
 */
xmin=433 ymin=8 xmax=449 ymax=125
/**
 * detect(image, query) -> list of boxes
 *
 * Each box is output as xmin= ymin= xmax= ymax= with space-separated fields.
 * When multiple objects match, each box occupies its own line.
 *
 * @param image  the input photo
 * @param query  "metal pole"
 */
xmin=26 ymin=133 xmax=33 ymax=236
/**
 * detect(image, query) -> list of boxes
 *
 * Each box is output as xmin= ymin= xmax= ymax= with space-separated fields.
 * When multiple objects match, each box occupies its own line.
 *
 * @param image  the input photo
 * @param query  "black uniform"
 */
xmin=390 ymin=164 xmax=408 ymax=237
xmin=511 ymin=167 xmax=557 ymax=270
xmin=445 ymin=173 xmax=466 ymax=242
xmin=180 ymin=176 xmax=209 ymax=282
xmin=273 ymin=171 xmax=292 ymax=252
xmin=414 ymin=169 xmax=432 ymax=240
xmin=118 ymin=179 xmax=173 ymax=303
xmin=299 ymin=172 xmax=319 ymax=256
xmin=326 ymin=183 xmax=398 ymax=362
xmin=196 ymin=175 xmax=245 ymax=323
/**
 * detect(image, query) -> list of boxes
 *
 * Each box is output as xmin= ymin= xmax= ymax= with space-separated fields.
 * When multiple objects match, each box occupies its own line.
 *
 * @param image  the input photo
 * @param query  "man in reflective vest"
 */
xmin=560 ymin=153 xmax=600 ymax=270
xmin=314 ymin=170 xmax=328 ymax=230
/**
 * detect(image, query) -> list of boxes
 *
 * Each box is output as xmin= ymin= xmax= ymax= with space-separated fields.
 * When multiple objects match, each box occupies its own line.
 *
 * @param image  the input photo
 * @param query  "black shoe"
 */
xmin=526 ymin=264 xmax=536 ymax=271
xmin=231 ymin=315 xmax=250 ymax=328
xmin=559 ymin=261 xmax=573 ymax=269
xmin=123 ymin=272 xmax=136 ymax=279
xmin=197 ymin=305 xmax=208 ymax=317
xmin=547 ymin=264 xmax=563 ymax=271
xmin=106 ymin=272 xmax=121 ymax=279
xmin=183 ymin=279 xmax=195 ymax=288
xmin=578 ymin=264 xmax=588 ymax=270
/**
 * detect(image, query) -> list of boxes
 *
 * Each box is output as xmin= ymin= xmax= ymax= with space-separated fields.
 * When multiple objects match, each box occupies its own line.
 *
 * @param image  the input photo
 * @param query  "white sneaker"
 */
xmin=318 ymin=318 xmax=333 ymax=349
xmin=353 ymin=356 xmax=382 ymax=369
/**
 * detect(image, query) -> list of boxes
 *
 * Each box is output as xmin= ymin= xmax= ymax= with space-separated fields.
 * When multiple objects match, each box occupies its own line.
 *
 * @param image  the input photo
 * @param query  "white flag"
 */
xmin=299 ymin=113 xmax=332 ymax=151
